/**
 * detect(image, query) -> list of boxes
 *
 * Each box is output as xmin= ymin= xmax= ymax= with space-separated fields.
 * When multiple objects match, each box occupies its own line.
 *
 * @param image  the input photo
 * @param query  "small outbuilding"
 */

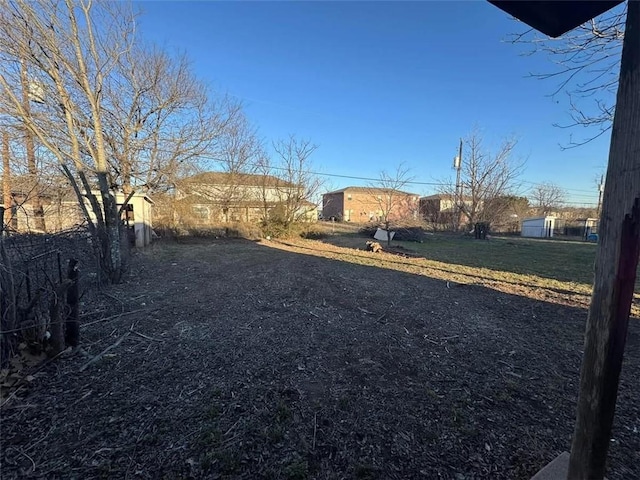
xmin=521 ymin=216 xmax=556 ymax=238
xmin=116 ymin=192 xmax=154 ymax=248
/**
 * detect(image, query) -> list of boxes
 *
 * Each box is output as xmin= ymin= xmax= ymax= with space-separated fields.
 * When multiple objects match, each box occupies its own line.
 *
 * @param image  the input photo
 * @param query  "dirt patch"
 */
xmin=2 ymin=238 xmax=640 ymax=479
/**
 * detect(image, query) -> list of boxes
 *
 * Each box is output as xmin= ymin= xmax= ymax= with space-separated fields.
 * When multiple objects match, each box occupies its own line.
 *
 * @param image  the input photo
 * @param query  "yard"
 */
xmin=2 ymin=233 xmax=640 ymax=479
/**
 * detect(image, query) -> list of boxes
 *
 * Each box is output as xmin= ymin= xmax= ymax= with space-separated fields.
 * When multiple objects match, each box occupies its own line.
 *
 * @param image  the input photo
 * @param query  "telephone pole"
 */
xmin=596 ymin=174 xmax=604 ymax=217
xmin=453 ymin=138 xmax=463 ymax=231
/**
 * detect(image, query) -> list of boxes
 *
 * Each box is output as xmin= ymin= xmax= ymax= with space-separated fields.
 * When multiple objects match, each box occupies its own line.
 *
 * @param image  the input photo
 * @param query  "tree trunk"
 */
xmin=20 ymin=59 xmax=46 ymax=232
xmin=2 ymin=132 xmax=12 ymax=230
xmin=385 ymin=220 xmax=391 ymax=247
xmin=568 ymin=2 xmax=640 ymax=478
xmin=96 ymin=172 xmax=122 ymax=284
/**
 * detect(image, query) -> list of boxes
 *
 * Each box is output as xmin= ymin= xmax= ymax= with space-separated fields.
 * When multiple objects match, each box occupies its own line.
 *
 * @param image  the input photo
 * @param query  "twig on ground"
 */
xmin=69 ymin=390 xmax=93 ymax=407
xmin=312 ymin=412 xmax=317 ymax=451
xmin=357 ymin=307 xmax=373 ymax=315
xmin=224 ymin=419 xmax=241 ymax=437
xmin=24 ymin=427 xmax=54 ymax=453
xmin=81 ymin=309 xmax=144 ymax=329
xmin=9 ymin=447 xmax=35 ymax=473
xmin=0 ymin=385 xmax=25 ymax=409
xmin=424 ymin=336 xmax=439 ymax=345
xmin=479 ymin=394 xmax=496 ymax=404
xmin=376 ymin=302 xmax=394 ymax=322
xmin=498 ymin=360 xmax=515 ymax=369
xmin=79 ymin=332 xmax=130 ymax=372
xmin=403 ymin=327 xmax=410 ymax=335
xmin=101 ymin=291 xmax=125 ymax=313
xmin=440 ymin=335 xmax=459 ymax=341
xmin=131 ymin=330 xmax=162 ymax=342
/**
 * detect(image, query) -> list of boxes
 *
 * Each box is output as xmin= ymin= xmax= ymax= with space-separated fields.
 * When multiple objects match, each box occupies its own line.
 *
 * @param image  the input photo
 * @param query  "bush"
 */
xmin=260 ymin=219 xmax=326 ymax=240
xmin=260 ymin=219 xmax=295 ymax=239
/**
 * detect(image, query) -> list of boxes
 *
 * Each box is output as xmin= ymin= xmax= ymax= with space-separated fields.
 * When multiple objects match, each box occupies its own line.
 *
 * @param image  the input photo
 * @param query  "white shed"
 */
xmin=116 ymin=192 xmax=154 ymax=248
xmin=521 ymin=216 xmax=556 ymax=238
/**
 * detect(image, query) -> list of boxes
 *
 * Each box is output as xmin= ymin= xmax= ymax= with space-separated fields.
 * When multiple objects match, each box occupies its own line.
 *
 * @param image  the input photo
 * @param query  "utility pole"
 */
xmin=453 ymin=138 xmax=462 ymax=231
xmin=596 ymin=174 xmax=604 ymax=217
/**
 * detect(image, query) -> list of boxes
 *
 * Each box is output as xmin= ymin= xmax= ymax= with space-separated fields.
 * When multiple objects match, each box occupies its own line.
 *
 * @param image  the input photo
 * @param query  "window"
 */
xmin=347 ymin=194 xmax=352 ymax=200
xmin=193 ymin=206 xmax=210 ymax=219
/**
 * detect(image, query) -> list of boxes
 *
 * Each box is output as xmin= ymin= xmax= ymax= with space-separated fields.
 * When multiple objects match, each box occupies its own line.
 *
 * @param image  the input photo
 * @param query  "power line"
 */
xmin=142 ymin=148 xmax=601 ymax=205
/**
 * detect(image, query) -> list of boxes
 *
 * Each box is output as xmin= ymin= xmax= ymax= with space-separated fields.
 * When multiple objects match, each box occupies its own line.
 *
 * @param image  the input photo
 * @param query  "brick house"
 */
xmin=322 ymin=186 xmax=420 ymax=223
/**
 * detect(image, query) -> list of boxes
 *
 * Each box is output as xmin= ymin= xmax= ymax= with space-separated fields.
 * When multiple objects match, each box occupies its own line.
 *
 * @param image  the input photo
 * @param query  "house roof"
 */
xmin=0 ymin=174 xmax=69 ymax=197
xmin=177 ymin=194 xmax=316 ymax=209
xmin=323 ymin=186 xmax=419 ymax=196
xmin=181 ymin=172 xmax=297 ymax=188
xmin=420 ymin=193 xmax=473 ymax=201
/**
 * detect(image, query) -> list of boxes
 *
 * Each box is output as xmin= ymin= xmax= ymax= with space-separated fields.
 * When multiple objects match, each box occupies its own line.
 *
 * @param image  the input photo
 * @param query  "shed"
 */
xmin=521 ymin=216 xmax=556 ymax=238
xmin=115 ymin=192 xmax=154 ymax=248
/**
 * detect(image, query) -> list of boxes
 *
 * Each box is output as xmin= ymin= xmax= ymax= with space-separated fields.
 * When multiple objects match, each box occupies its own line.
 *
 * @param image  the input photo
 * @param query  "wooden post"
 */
xmin=568 ymin=1 xmax=640 ymax=478
xmin=65 ymin=259 xmax=80 ymax=348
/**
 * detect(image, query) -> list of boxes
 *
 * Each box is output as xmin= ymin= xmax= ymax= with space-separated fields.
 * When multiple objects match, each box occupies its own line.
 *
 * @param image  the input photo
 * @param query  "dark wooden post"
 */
xmin=65 ymin=259 xmax=80 ymax=348
xmin=568 ymin=2 xmax=640 ymax=478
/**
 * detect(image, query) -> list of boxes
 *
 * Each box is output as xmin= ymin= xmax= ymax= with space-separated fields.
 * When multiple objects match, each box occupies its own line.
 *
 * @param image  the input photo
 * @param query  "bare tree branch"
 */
xmin=507 ymin=4 xmax=626 ymax=148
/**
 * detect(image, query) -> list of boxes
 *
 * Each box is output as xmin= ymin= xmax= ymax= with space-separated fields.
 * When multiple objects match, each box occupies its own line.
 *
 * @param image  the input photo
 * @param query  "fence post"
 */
xmin=65 ymin=259 xmax=80 ymax=348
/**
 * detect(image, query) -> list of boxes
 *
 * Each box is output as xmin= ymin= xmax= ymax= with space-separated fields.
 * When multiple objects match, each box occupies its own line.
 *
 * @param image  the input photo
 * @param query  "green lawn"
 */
xmin=405 ymin=235 xmax=598 ymax=285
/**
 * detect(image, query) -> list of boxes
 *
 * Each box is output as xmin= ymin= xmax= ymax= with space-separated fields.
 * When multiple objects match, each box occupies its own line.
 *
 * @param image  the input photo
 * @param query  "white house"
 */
xmin=521 ymin=216 xmax=556 ymax=238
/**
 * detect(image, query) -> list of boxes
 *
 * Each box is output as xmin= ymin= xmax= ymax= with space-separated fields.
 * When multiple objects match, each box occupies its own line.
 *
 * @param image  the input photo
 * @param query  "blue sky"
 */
xmin=136 ymin=1 xmax=617 ymax=205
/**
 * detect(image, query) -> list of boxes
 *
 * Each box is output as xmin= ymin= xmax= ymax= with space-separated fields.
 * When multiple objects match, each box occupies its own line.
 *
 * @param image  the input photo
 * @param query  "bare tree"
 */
xmin=269 ymin=135 xmax=322 ymax=227
xmin=213 ymin=113 xmax=261 ymax=222
xmin=102 ymin=45 xmax=240 ymax=195
xmin=530 ymin=182 xmax=566 ymax=215
xmin=441 ymin=131 xmax=524 ymax=230
xmin=0 ymin=0 xmax=138 ymax=282
xmin=509 ymin=4 xmax=626 ymax=147
xmin=19 ymin=58 xmax=45 ymax=231
xmin=368 ymin=163 xmax=416 ymax=246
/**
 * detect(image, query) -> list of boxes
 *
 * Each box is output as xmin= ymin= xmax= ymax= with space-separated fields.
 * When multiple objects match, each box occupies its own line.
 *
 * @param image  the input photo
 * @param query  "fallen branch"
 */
xmin=440 ymin=335 xmax=459 ymax=341
xmin=79 ymin=332 xmax=130 ymax=372
xmin=312 ymin=412 xmax=318 ymax=451
xmin=80 ymin=309 xmax=144 ymax=329
xmin=8 ymin=447 xmax=35 ymax=473
xmin=0 ymin=385 xmax=25 ymax=408
xmin=131 ymin=330 xmax=162 ymax=342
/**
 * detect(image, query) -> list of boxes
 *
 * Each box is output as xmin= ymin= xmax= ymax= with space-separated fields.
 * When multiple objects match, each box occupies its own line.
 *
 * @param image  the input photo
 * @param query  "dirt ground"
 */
xmin=2 ymin=238 xmax=640 ymax=480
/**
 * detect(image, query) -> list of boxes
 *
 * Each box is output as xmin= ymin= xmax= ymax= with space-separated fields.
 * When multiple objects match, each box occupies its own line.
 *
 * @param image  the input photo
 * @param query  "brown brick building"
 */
xmin=322 ymin=186 xmax=420 ymax=223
